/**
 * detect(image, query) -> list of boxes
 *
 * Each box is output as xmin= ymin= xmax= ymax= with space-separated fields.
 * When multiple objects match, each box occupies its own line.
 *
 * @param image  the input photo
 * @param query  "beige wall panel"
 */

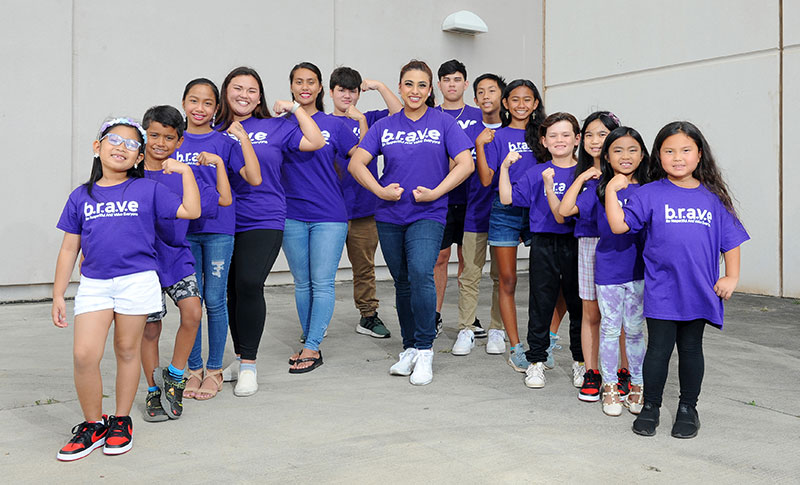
xmin=781 ymin=46 xmax=800 ymax=297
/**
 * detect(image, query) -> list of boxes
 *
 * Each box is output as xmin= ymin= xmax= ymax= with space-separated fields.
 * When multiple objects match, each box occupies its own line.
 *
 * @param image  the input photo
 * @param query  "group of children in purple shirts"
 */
xmin=51 ymin=58 xmax=748 ymax=461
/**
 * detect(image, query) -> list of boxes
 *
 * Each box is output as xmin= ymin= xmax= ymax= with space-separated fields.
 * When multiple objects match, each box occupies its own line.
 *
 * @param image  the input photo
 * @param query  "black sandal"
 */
xmin=288 ymin=351 xmax=323 ymax=374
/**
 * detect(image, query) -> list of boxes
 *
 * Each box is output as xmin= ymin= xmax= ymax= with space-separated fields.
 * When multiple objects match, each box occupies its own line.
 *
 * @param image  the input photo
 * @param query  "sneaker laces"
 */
xmin=106 ymin=416 xmax=128 ymax=438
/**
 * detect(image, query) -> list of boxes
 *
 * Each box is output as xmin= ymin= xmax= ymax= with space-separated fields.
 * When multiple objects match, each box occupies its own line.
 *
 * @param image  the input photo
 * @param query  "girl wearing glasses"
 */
xmin=52 ymin=118 xmax=202 ymax=460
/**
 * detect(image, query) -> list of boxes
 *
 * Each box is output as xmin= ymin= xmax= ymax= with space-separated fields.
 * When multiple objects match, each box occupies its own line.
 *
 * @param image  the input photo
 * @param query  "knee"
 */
xmin=73 ymin=346 xmax=101 ymax=371
xmin=180 ymin=306 xmax=202 ymax=331
xmin=499 ymin=273 xmax=517 ymax=293
xmin=142 ymin=323 xmax=161 ymax=342
xmin=114 ymin=341 xmax=140 ymax=363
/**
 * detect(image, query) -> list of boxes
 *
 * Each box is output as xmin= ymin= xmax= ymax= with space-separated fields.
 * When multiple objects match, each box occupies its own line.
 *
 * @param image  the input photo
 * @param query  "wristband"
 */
xmin=290 ymin=101 xmax=301 ymax=114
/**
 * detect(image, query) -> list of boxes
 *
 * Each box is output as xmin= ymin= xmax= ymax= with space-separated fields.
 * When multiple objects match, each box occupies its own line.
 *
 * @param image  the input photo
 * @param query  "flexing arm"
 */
xmin=559 ymin=167 xmax=601 ymax=217
xmin=348 ymin=147 xmax=403 ymax=201
xmin=363 ymin=79 xmax=403 ymax=115
xmin=497 ymin=151 xmax=521 ymax=205
xmin=273 ymin=100 xmax=325 ymax=151
xmin=714 ymin=246 xmax=741 ymax=300
xmin=605 ymin=173 xmax=630 ymax=234
xmin=227 ymin=121 xmax=262 ymax=186
xmin=542 ymin=168 xmax=565 ymax=224
xmin=414 ymin=149 xmax=474 ymax=202
xmin=197 ymin=152 xmax=233 ymax=207
xmin=475 ymin=128 xmax=496 ymax=187
xmin=52 ymin=233 xmax=81 ymax=327
xmin=163 ymin=159 xmax=202 ymax=219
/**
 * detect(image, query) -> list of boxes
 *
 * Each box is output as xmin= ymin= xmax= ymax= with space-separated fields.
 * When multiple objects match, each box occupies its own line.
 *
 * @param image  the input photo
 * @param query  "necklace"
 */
xmin=439 ymin=104 xmax=465 ymax=120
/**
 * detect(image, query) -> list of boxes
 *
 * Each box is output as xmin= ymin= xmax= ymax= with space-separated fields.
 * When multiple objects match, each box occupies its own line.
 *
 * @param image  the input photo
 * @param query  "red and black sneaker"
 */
xmin=103 ymin=415 xmax=133 ymax=456
xmin=578 ymin=369 xmax=601 ymax=402
xmin=56 ymin=415 xmax=108 ymax=461
xmin=617 ymin=368 xmax=632 ymax=400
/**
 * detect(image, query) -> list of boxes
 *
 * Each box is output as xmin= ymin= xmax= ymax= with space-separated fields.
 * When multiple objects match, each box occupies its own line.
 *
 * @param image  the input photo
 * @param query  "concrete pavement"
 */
xmin=1 ymin=277 xmax=798 ymax=483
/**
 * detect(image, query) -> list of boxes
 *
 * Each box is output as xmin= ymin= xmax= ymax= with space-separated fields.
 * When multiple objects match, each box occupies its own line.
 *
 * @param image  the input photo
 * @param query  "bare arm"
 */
xmin=348 ymin=147 xmax=403 ymax=201
xmin=605 ymin=173 xmax=630 ymax=234
xmin=497 ymin=152 xmax=521 ymax=205
xmin=52 ymin=233 xmax=81 ymax=327
xmin=542 ymin=167 xmax=565 ymax=224
xmin=559 ymin=167 xmax=601 ymax=218
xmin=475 ymin=128 xmax=496 ymax=187
xmin=273 ymin=100 xmax=325 ymax=151
xmin=714 ymin=246 xmax=741 ymax=300
xmin=197 ymin=152 xmax=232 ymax=207
xmin=363 ymin=79 xmax=403 ymax=115
xmin=163 ymin=159 xmax=202 ymax=219
xmin=227 ymin=122 xmax=262 ymax=186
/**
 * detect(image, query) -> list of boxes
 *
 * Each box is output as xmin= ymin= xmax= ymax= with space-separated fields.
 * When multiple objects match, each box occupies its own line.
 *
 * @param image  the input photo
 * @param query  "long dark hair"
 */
xmin=596 ymin=126 xmax=650 ymax=206
xmin=650 ymin=121 xmax=737 ymax=217
xmin=575 ymin=111 xmax=621 ymax=180
xmin=537 ymin=112 xmax=580 ymax=163
xmin=499 ymin=79 xmax=546 ymax=162
xmin=290 ymin=62 xmax=325 ymax=112
xmin=182 ymin=78 xmax=219 ymax=128
xmin=215 ymin=66 xmax=272 ymax=131
xmin=83 ymin=120 xmax=145 ymax=199
xmin=399 ymin=59 xmax=436 ymax=108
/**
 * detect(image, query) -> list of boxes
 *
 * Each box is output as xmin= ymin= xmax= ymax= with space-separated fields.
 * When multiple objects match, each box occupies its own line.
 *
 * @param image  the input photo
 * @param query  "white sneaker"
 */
xmin=409 ymin=349 xmax=434 ymax=386
xmin=572 ymin=361 xmax=586 ymax=388
xmin=486 ymin=329 xmax=506 ymax=354
xmin=234 ymin=368 xmax=258 ymax=397
xmin=222 ymin=359 xmax=240 ymax=382
xmin=524 ymin=362 xmax=546 ymax=388
xmin=451 ymin=329 xmax=475 ymax=356
xmin=389 ymin=348 xmax=418 ymax=376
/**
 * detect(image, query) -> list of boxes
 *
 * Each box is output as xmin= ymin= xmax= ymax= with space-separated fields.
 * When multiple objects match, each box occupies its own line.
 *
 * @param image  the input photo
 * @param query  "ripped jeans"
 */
xmin=187 ymin=233 xmax=234 ymax=370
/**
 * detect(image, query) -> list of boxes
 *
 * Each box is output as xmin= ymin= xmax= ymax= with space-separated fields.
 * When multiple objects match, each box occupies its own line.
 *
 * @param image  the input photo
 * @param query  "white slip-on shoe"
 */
xmin=234 ymin=368 xmax=258 ymax=397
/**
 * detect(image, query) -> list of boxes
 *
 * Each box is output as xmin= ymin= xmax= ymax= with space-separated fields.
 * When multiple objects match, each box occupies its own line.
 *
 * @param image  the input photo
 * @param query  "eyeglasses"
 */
xmin=100 ymin=133 xmax=142 ymax=151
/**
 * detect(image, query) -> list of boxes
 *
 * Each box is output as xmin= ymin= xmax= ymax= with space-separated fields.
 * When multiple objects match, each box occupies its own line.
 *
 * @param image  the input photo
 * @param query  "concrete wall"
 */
xmin=543 ymin=0 xmax=786 ymax=296
xmin=783 ymin=0 xmax=800 ymax=297
xmin=0 ymin=0 xmax=541 ymax=300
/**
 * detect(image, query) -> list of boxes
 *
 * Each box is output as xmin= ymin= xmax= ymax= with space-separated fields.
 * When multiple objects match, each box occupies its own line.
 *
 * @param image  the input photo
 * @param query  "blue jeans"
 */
xmin=282 ymin=219 xmax=348 ymax=351
xmin=186 ymin=233 xmax=234 ymax=370
xmin=376 ymin=219 xmax=444 ymax=350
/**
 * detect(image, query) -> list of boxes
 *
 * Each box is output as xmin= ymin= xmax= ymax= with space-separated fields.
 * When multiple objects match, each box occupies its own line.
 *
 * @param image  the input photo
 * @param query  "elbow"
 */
xmin=311 ymin=137 xmax=325 ymax=150
xmin=249 ymin=174 xmax=262 ymax=186
xmin=188 ymin=208 xmax=202 ymax=220
xmin=499 ymin=194 xmax=512 ymax=205
xmin=219 ymin=196 xmax=232 ymax=207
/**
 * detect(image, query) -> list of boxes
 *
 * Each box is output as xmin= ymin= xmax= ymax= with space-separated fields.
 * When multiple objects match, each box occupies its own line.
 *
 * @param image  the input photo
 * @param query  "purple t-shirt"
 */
xmin=573 ymin=178 xmax=601 ymax=238
xmin=56 ymin=178 xmax=181 ymax=280
xmin=144 ymin=169 xmax=219 ymax=287
xmin=440 ymin=105 xmax=483 ymax=205
xmin=512 ymin=161 xmax=576 ymax=234
xmin=485 ymin=127 xmax=537 ymax=193
xmin=174 ymin=130 xmax=238 ymax=235
xmin=227 ymin=117 xmax=303 ymax=232
xmin=358 ymin=108 xmax=473 ymax=225
xmin=622 ymin=179 xmax=750 ymax=327
xmin=282 ymin=112 xmax=358 ymax=222
xmin=577 ymin=184 xmax=644 ymax=285
xmin=338 ymin=109 xmax=389 ymax=220
xmin=463 ymin=121 xmax=495 ymax=233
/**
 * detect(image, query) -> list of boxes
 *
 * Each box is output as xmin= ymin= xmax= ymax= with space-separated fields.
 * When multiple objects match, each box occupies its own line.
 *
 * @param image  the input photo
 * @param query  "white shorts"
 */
xmin=74 ymin=270 xmax=162 ymax=316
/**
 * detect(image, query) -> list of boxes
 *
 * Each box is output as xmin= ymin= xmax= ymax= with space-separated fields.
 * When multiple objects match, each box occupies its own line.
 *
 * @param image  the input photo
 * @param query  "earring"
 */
xmin=93 ymin=153 xmax=99 ymax=157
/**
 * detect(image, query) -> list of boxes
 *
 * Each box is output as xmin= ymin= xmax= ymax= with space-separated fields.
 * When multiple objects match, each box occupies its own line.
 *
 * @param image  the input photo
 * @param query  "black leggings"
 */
xmin=227 ymin=229 xmax=283 ymax=360
xmin=526 ymin=233 xmax=583 ymax=363
xmin=643 ymin=318 xmax=706 ymax=407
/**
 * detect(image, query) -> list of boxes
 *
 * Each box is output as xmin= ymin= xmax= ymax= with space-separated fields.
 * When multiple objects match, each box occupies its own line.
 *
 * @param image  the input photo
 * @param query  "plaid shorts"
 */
xmin=578 ymin=237 xmax=599 ymax=300
xmin=146 ymin=273 xmax=200 ymax=323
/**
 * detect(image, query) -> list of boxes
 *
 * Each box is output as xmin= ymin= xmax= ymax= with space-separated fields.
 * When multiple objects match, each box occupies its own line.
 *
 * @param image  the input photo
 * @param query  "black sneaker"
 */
xmin=617 ymin=368 xmax=631 ymax=400
xmin=103 ymin=415 xmax=133 ymax=455
xmin=435 ymin=312 xmax=443 ymax=338
xmin=356 ymin=313 xmax=391 ymax=338
xmin=471 ymin=318 xmax=487 ymax=339
xmin=578 ymin=369 xmax=602 ymax=402
xmin=632 ymin=402 xmax=660 ymax=437
xmin=56 ymin=416 xmax=108 ymax=461
xmin=671 ymin=403 xmax=700 ymax=439
xmin=143 ymin=388 xmax=169 ymax=422
xmin=153 ymin=367 xmax=185 ymax=419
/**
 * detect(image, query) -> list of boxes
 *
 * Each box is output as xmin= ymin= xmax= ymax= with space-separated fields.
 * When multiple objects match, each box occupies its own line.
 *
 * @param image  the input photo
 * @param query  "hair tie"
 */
xmin=606 ymin=111 xmax=620 ymax=125
xmin=100 ymin=117 xmax=148 ymax=145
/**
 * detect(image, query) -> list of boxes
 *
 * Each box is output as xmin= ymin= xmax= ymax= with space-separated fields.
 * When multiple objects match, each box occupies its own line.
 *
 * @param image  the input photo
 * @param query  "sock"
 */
xmin=549 ymin=331 xmax=558 ymax=338
xmin=168 ymin=364 xmax=184 ymax=381
xmin=88 ymin=420 xmax=103 ymax=424
xmin=148 ymin=385 xmax=158 ymax=392
xmin=240 ymin=362 xmax=256 ymax=373
xmin=236 ymin=356 xmax=242 ymax=362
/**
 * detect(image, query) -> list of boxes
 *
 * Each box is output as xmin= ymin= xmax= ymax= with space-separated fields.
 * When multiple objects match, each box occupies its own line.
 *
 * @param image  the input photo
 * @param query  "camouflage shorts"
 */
xmin=146 ymin=273 xmax=200 ymax=323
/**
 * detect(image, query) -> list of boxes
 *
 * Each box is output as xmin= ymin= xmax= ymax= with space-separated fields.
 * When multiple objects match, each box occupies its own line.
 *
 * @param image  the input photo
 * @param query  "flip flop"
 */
xmin=184 ymin=368 xmax=203 ymax=399
xmin=288 ymin=351 xmax=323 ymax=374
xmin=288 ymin=350 xmax=303 ymax=365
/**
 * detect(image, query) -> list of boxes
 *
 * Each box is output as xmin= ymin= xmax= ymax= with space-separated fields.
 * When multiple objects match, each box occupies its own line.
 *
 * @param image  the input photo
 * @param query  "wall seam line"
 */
xmin=778 ymin=0 xmax=784 ymax=296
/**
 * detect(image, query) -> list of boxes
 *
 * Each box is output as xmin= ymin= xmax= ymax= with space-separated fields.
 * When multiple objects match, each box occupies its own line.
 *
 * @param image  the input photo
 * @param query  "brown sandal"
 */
xmin=196 ymin=368 xmax=223 ymax=401
xmin=184 ymin=368 xmax=203 ymax=399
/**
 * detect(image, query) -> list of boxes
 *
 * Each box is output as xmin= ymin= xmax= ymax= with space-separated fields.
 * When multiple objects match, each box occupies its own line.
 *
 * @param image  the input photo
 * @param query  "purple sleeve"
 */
xmin=443 ymin=117 xmax=474 ymax=158
xmin=281 ymin=121 xmax=304 ymax=153
xmin=365 ymin=109 xmax=389 ymax=127
xmin=153 ymin=181 xmax=182 ymax=219
xmin=56 ymin=191 xmax=81 ymax=234
xmin=485 ymin=139 xmax=500 ymax=172
xmin=575 ymin=187 xmax=597 ymax=220
xmin=511 ymin=171 xmax=533 ymax=208
xmin=198 ymin=178 xmax=219 ymax=220
xmin=621 ymin=190 xmax=647 ymax=234
xmin=719 ymin=205 xmax=750 ymax=252
xmin=229 ymin=142 xmax=245 ymax=175
xmin=358 ymin=119 xmax=382 ymax=157
xmin=334 ymin=117 xmax=360 ymax=159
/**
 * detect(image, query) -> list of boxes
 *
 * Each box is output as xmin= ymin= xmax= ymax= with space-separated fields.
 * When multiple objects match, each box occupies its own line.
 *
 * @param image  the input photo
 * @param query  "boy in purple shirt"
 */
xmin=329 ymin=66 xmax=402 ymax=339
xmin=433 ymin=60 xmax=485 ymax=337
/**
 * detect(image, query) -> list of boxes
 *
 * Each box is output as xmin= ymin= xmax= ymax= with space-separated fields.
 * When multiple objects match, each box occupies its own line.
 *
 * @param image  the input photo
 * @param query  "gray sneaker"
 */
xmin=356 ymin=313 xmax=391 ymax=338
xmin=508 ymin=344 xmax=530 ymax=373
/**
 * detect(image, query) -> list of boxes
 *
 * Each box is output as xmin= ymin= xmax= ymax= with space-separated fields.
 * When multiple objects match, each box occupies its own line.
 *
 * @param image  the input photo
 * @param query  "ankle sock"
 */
xmin=240 ymin=362 xmax=256 ymax=373
xmin=168 ymin=364 xmax=184 ymax=381
xmin=549 ymin=331 xmax=557 ymax=338
xmin=148 ymin=385 xmax=158 ymax=392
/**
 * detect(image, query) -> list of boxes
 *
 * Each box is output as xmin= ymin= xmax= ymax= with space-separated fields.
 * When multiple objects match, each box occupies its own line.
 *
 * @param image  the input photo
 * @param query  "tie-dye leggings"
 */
xmin=596 ymin=280 xmax=645 ymax=386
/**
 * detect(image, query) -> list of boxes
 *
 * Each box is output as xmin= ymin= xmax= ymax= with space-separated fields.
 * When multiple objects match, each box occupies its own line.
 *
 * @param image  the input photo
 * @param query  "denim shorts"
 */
xmin=488 ymin=194 xmax=531 ymax=247
xmin=146 ymin=273 xmax=201 ymax=323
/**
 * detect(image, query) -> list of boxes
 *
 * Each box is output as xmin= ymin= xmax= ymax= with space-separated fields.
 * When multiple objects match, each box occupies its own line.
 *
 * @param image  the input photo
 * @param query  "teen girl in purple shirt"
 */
xmin=606 ymin=121 xmax=749 ymax=439
xmin=216 ymin=66 xmax=324 ymax=397
xmin=53 ymin=118 xmax=201 ymax=460
xmin=281 ymin=62 xmax=360 ymax=373
xmin=348 ymin=60 xmax=474 ymax=386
